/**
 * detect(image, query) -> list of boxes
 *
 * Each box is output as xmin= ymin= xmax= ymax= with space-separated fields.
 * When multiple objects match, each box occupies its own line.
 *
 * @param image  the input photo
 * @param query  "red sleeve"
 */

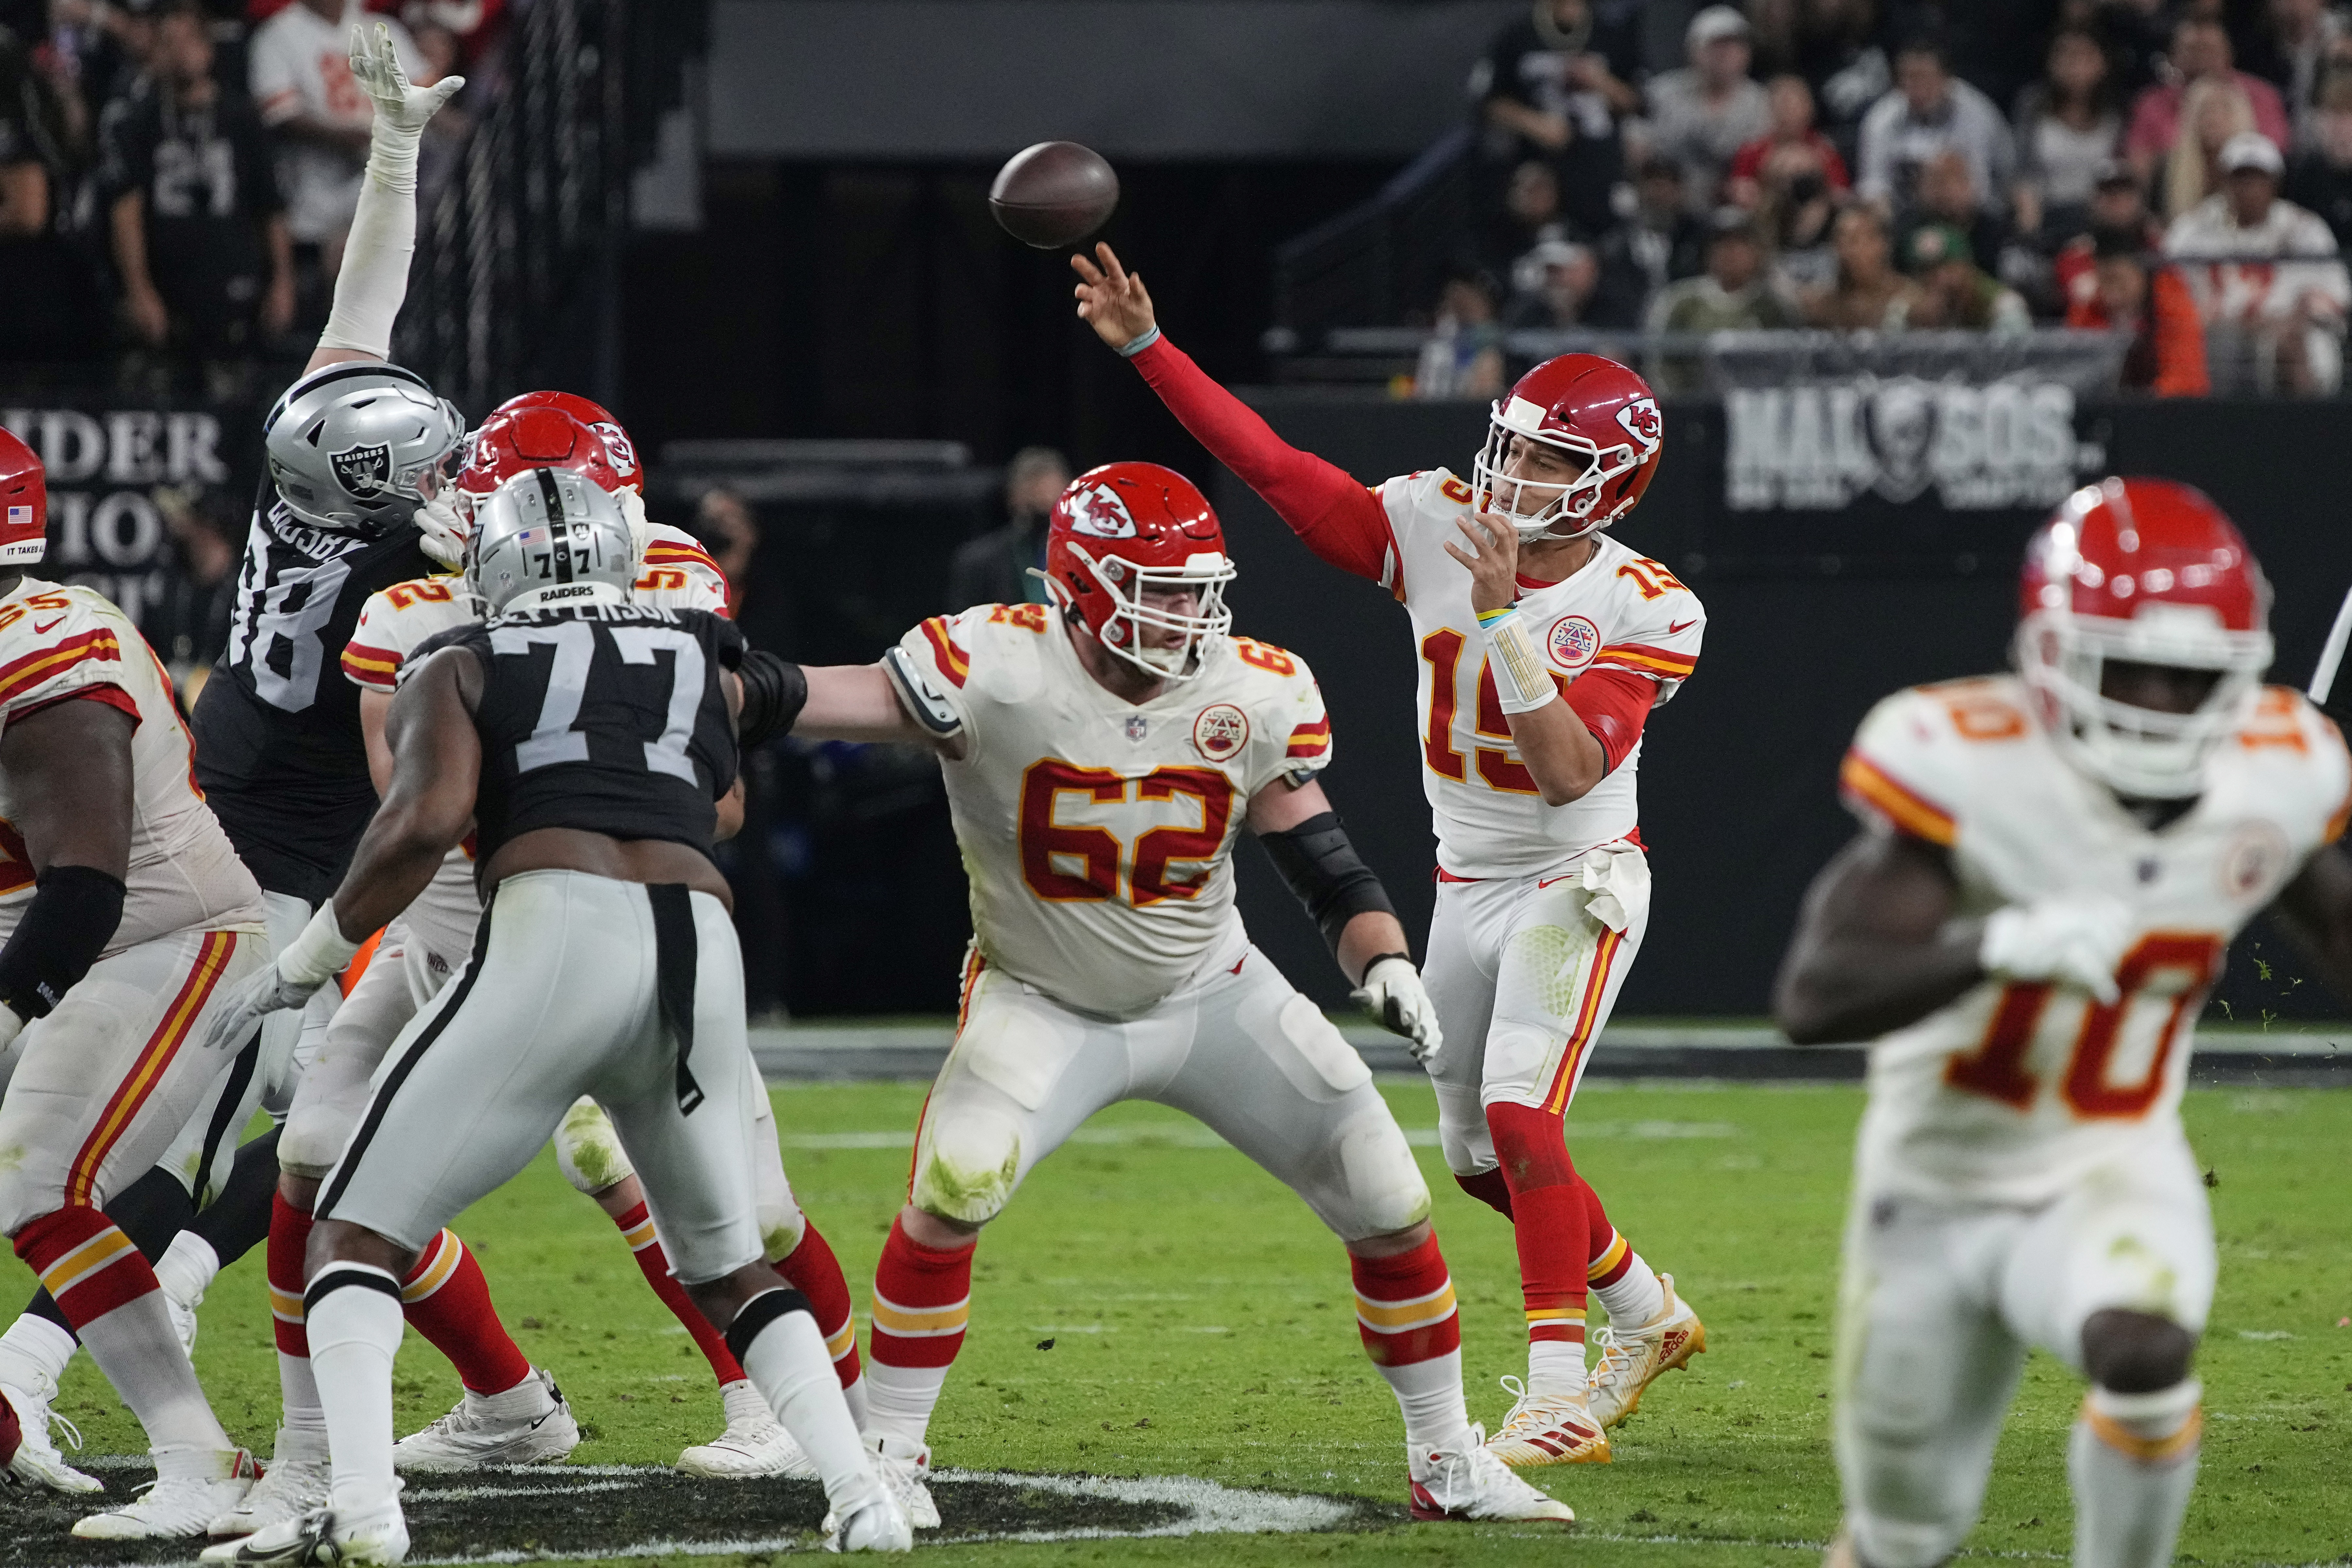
xmin=1818 ymin=136 xmax=1851 ymax=190
xmin=1564 ymin=667 xmax=1656 ymax=775
xmin=1127 ymin=334 xmax=1395 ymax=584
xmin=1727 ymin=139 xmax=1767 ymax=183
xmin=2150 ymin=268 xmax=2211 ymax=398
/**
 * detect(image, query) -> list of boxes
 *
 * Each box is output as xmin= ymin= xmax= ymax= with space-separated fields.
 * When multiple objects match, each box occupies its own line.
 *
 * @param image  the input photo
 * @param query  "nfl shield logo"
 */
xmin=1125 ymin=714 xmax=1149 ymax=742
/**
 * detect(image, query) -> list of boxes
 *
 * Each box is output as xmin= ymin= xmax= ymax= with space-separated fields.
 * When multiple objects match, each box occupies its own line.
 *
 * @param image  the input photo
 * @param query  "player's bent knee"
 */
xmin=911 ymin=1109 xmax=1022 ymax=1227
xmin=1847 ymin=1509 xmax=1965 ymax=1568
xmin=1333 ymin=1112 xmax=1432 ymax=1237
xmin=758 ymin=1195 xmax=807 ymax=1264
xmin=553 ymin=1097 xmax=635 ymax=1197
xmin=2081 ymin=1308 xmax=2196 ymax=1394
xmin=0 ymin=1172 xmax=44 ymax=1240
xmin=279 ymin=1106 xmax=356 ymax=1182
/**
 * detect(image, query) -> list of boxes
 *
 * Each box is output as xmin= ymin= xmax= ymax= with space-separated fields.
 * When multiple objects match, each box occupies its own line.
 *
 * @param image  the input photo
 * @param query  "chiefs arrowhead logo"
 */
xmin=1616 ymin=397 xmax=1662 ymax=448
xmin=590 ymin=421 xmax=638 ymax=477
xmin=331 ymin=442 xmax=394 ymax=495
xmin=1064 ymin=483 xmax=1138 ymax=539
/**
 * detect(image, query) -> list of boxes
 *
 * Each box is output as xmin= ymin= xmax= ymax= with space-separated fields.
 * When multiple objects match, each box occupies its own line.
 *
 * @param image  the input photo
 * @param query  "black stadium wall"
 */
xmin=1218 ymin=395 xmax=2352 ymax=1024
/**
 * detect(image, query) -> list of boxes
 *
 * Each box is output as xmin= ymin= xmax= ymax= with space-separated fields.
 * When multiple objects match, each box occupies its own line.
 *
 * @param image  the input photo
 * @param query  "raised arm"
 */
xmin=1073 ymin=243 xmax=1397 ymax=584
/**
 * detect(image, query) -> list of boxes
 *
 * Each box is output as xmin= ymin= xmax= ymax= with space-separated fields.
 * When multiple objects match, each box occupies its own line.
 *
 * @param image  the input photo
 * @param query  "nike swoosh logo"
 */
xmin=32 ymin=617 xmax=62 ymax=635
xmin=1666 ymin=618 xmax=1696 ymax=635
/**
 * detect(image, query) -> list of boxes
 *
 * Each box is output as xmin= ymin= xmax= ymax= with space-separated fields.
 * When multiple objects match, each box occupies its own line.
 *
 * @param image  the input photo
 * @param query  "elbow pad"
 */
xmin=1257 ymin=810 xmax=1396 ymax=958
xmin=735 ymin=650 xmax=810 ymax=749
xmin=0 ymin=864 xmax=126 ymax=1021
xmin=880 ymin=644 xmax=965 ymax=740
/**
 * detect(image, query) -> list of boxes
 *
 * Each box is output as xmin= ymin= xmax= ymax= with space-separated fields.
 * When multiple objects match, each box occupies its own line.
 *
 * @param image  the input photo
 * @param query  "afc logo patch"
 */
xmin=1065 ymin=483 xmax=1138 ymax=539
xmin=1616 ymin=397 xmax=1662 ymax=448
xmin=1192 ymin=703 xmax=1249 ymax=760
xmin=1546 ymin=614 xmax=1600 ymax=669
xmin=2221 ymin=822 xmax=2290 ymax=901
xmin=331 ymin=442 xmax=393 ymax=495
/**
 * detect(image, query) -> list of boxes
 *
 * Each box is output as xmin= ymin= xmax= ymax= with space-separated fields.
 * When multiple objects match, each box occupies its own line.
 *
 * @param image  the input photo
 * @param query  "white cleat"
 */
xmin=1586 ymin=1273 xmax=1706 ymax=1430
xmin=1 ymin=1376 xmax=102 ymax=1493
xmin=1485 ymin=1374 xmax=1611 ymax=1466
xmin=677 ymin=1379 xmax=815 ymax=1478
xmin=1408 ymin=1424 xmax=1575 ymax=1524
xmin=822 ymin=1490 xmax=914 ymax=1553
xmin=868 ymin=1433 xmax=939 ymax=1530
xmin=73 ymin=1449 xmax=260 ymax=1539
xmin=391 ymin=1366 xmax=579 ymax=1472
xmin=200 ymin=1497 xmax=410 ymax=1566
xmin=210 ymin=1428 xmax=331 ymax=1537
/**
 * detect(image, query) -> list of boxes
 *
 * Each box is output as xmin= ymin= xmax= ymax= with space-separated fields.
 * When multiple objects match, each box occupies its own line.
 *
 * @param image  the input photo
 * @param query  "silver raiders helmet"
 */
xmin=469 ymin=466 xmax=636 ymax=614
xmin=263 ymin=361 xmax=465 ymax=536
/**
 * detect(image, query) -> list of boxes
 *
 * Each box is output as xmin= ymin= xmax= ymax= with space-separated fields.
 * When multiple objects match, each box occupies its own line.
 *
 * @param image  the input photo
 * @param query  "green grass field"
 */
xmin=7 ymin=1080 xmax=2349 ymax=1566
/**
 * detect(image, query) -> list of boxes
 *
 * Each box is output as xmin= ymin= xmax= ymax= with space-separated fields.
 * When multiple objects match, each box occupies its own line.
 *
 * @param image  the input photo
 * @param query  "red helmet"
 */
xmin=2017 ymin=477 xmax=2273 ymax=798
xmin=1042 ymin=462 xmax=1235 ymax=683
xmin=489 ymin=390 xmax=641 ymax=492
xmin=1472 ymin=353 xmax=1664 ymax=541
xmin=0 ymin=428 xmax=42 ymax=565
xmin=456 ymin=406 xmax=626 ymax=523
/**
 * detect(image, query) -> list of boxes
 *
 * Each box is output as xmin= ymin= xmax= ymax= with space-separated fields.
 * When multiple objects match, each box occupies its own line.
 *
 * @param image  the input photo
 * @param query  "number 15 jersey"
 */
xmin=893 ymin=605 xmax=1332 ymax=1020
xmin=1841 ymin=675 xmax=2351 ymax=1205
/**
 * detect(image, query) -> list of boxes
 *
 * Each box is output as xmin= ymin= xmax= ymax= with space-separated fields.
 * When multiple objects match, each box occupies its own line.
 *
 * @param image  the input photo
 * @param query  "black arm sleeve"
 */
xmin=0 ymin=864 xmax=127 ymax=1021
xmin=735 ymin=649 xmax=809 ymax=749
xmin=1256 ymin=810 xmax=1397 ymax=960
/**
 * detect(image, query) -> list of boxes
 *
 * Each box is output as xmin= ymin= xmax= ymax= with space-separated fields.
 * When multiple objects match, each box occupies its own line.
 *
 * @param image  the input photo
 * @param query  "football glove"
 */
xmin=198 ymin=904 xmax=365 ymax=1053
xmin=351 ymin=22 xmax=463 ymax=191
xmin=416 ymin=490 xmax=468 ymax=568
xmin=1353 ymin=954 xmax=1443 ymax=1071
xmin=1979 ymin=894 xmax=2130 ymax=1005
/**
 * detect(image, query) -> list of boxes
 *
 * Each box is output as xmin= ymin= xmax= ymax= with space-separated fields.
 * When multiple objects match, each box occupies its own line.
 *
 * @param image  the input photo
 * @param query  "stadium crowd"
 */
xmin=1424 ymin=0 xmax=2352 ymax=396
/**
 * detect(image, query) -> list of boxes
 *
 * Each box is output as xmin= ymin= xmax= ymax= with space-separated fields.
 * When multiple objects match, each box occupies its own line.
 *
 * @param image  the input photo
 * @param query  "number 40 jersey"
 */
xmin=893 ymin=604 xmax=1333 ymax=1021
xmin=1840 ymin=674 xmax=2351 ymax=1205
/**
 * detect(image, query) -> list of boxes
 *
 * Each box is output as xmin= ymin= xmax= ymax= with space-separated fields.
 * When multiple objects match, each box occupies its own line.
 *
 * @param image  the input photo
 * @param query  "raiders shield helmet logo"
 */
xmin=331 ymin=442 xmax=394 ymax=495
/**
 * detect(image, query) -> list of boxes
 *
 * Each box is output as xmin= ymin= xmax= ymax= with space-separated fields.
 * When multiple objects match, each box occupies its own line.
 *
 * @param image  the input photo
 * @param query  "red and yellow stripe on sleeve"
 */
xmin=340 ymin=641 xmax=403 ymax=691
xmin=1590 ymin=641 xmax=1697 ymax=680
xmin=1286 ymin=714 xmax=1331 ymax=760
xmin=0 ymin=628 xmax=121 ymax=710
xmin=643 ymin=538 xmax=731 ymax=614
xmin=918 ymin=616 xmax=970 ymax=689
xmin=1839 ymin=750 xmax=1957 ymax=846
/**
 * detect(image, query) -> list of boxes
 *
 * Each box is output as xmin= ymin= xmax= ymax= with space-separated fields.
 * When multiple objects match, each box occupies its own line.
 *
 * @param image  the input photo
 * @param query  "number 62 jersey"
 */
xmin=1839 ymin=674 xmax=2352 ymax=1204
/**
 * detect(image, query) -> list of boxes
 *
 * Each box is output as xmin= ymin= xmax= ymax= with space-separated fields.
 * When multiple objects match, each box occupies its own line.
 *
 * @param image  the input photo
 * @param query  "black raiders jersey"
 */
xmin=411 ymin=601 xmax=745 ymax=867
xmin=191 ymin=476 xmax=434 ymax=902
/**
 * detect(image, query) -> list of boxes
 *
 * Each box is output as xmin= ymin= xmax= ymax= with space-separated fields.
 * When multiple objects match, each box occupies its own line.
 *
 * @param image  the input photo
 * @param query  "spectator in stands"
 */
xmin=1647 ymin=209 xmax=1800 ymax=390
xmin=947 ymin=446 xmax=1070 ymax=612
xmin=2011 ymin=26 xmax=2124 ymax=243
xmin=1591 ymin=155 xmax=1708 ymax=326
xmin=2166 ymin=128 xmax=2349 ymax=391
xmin=410 ymin=20 xmax=475 ymax=197
xmin=47 ymin=0 xmax=155 ymax=121
xmin=1903 ymin=221 xmax=2032 ymax=330
xmin=1642 ymin=6 xmax=1771 ymax=212
xmin=2065 ymin=229 xmax=2209 ymax=396
xmin=2088 ymin=0 xmax=2176 ymax=101
xmin=1727 ymin=74 xmax=1851 ymax=209
xmin=104 ymin=2 xmax=293 ymax=393
xmin=1747 ymin=0 xmax=1891 ymax=170
xmin=251 ymin=0 xmax=427 ymax=296
xmin=145 ymin=489 xmax=242 ymax=692
xmin=2055 ymin=158 xmax=2168 ymax=317
xmin=2159 ymin=74 xmax=2259 ymax=222
xmin=2236 ymin=0 xmax=2346 ymax=149
xmin=1502 ymin=237 xmax=1601 ymax=329
xmin=1801 ymin=201 xmax=1922 ymax=328
xmin=2286 ymin=65 xmax=2352 ymax=247
xmin=1482 ymin=159 xmax=1569 ymax=283
xmin=2124 ymin=16 xmax=2289 ymax=188
xmin=1411 ymin=272 xmax=1506 ymax=399
xmin=1897 ymin=148 xmax=2012 ymax=299
xmin=1762 ymin=169 xmax=1842 ymax=290
xmin=0 ymin=20 xmax=103 ymax=359
xmin=1470 ymin=0 xmax=1637 ymax=237
xmin=1856 ymin=35 xmax=2016 ymax=214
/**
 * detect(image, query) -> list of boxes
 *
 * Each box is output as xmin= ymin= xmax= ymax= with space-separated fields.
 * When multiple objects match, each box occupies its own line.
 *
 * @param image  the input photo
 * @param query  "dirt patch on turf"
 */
xmin=4 ymin=1463 xmax=1396 ymax=1562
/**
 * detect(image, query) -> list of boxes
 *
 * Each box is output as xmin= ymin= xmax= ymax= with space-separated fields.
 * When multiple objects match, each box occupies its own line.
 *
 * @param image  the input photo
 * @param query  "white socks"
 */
xmin=734 ymin=1292 xmax=884 ymax=1514
xmin=861 ymin=1359 xmax=948 ymax=1446
xmin=0 ymin=1312 xmax=77 ymax=1395
xmin=1527 ymin=1339 xmax=1588 ymax=1398
xmin=1374 ymin=1347 xmax=1472 ymax=1451
xmin=79 ymin=1289 xmax=232 ymax=1455
xmin=1591 ymin=1251 xmax=1665 ymax=1329
xmin=841 ymin=1371 xmax=872 ymax=1434
xmin=2070 ymin=1380 xmax=2202 ymax=1568
xmin=306 ymin=1266 xmax=406 ymax=1515
xmin=153 ymin=1232 xmax=220 ymax=1313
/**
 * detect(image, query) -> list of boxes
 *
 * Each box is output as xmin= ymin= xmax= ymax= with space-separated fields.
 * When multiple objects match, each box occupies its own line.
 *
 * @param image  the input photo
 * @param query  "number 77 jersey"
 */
xmin=1841 ymin=674 xmax=2352 ymax=1204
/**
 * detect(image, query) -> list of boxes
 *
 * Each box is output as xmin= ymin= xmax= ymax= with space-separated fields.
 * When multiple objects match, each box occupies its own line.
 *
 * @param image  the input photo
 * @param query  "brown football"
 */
xmin=988 ymin=142 xmax=1119 ymax=248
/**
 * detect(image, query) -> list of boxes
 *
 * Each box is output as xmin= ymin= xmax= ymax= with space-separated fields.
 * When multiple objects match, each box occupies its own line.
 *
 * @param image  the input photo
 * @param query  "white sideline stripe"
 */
xmin=407 ymin=1480 xmax=637 ymax=1500
xmin=783 ymin=1120 xmax=1739 ymax=1151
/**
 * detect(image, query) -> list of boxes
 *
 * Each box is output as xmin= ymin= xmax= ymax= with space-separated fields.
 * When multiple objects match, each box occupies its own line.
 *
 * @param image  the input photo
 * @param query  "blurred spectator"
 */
xmin=1591 ymin=155 xmax=1707 ymax=326
xmin=2165 ymin=128 xmax=2350 ymax=392
xmin=1727 ymin=75 xmax=1851 ymax=208
xmin=2085 ymin=0 xmax=2176 ymax=100
xmin=1762 ymin=167 xmax=1842 ymax=290
xmin=0 ymin=20 xmax=104 ymax=359
xmin=1503 ymin=237 xmax=1601 ymax=328
xmin=2285 ymin=65 xmax=2352 ymax=246
xmin=1856 ymin=36 xmax=2017 ymax=213
xmin=250 ymin=0 xmax=425 ymax=287
xmin=2055 ymin=158 xmax=2167 ymax=316
xmin=2237 ymin=0 xmax=2347 ymax=149
xmin=144 ymin=488 xmax=241 ymax=689
xmin=1897 ymin=147 xmax=2012 ymax=295
xmin=947 ymin=445 xmax=1069 ymax=612
xmin=103 ymin=2 xmax=292 ymax=392
xmin=2064 ymin=229 xmax=2209 ymax=396
xmin=406 ymin=19 xmax=480 ymax=197
xmin=400 ymin=0 xmax=507 ymax=70
xmin=1470 ymin=0 xmax=1637 ymax=236
xmin=2159 ymin=75 xmax=2259 ymax=222
xmin=1641 ymin=6 xmax=1770 ymax=212
xmin=1412 ymin=273 xmax=1505 ymax=399
xmin=2123 ymin=16 xmax=2289 ymax=188
xmin=1747 ymin=0 xmax=1892 ymax=168
xmin=1647 ymin=210 xmax=1799 ymax=390
xmin=46 ymin=0 xmax=157 ymax=121
xmin=2011 ymin=27 xmax=2123 ymax=242
xmin=1801 ymin=201 xmax=1922 ymax=327
xmin=1902 ymin=221 xmax=2032 ymax=330
xmin=1482 ymin=159 xmax=1569 ymax=281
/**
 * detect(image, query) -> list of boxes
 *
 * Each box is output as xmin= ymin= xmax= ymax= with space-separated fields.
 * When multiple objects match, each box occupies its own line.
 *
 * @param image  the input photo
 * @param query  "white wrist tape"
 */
xmin=1483 ymin=611 xmax=1559 ymax=714
xmin=278 ymin=902 xmax=366 ymax=989
xmin=315 ymin=148 xmax=419 ymax=358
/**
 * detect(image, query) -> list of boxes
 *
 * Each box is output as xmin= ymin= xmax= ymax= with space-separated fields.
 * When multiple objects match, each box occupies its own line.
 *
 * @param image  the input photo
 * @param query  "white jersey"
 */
xmin=1842 ymin=675 xmax=2351 ymax=1204
xmin=339 ymin=527 xmax=730 ymax=962
xmin=248 ymin=0 xmax=425 ymax=242
xmin=894 ymin=604 xmax=1332 ymax=1019
xmin=1373 ymin=468 xmax=1705 ymax=878
xmin=0 ymin=579 xmax=265 ymax=955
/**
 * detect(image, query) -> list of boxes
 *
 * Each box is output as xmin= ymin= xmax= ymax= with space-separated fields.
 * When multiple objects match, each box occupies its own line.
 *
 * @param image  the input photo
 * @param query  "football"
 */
xmin=988 ymin=141 xmax=1119 ymax=248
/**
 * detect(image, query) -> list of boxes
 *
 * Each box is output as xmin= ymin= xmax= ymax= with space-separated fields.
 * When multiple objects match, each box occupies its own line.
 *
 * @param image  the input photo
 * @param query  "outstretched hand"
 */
xmin=1072 ymin=243 xmax=1158 ymax=351
xmin=351 ymin=20 xmax=463 ymax=137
